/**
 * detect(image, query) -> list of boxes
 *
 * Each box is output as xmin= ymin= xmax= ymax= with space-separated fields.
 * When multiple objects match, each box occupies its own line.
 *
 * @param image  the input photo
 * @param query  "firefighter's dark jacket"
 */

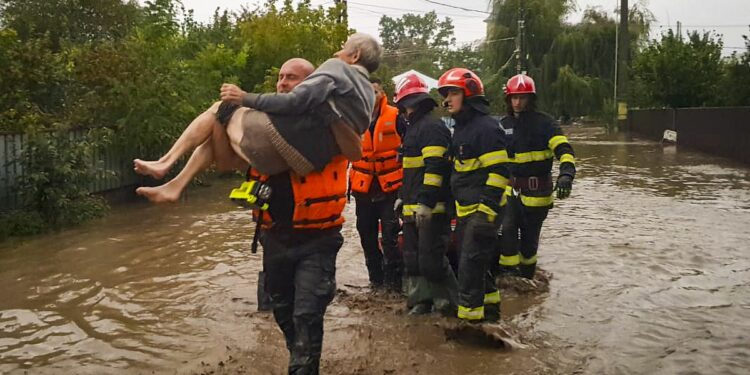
xmin=399 ymin=109 xmax=451 ymax=217
xmin=450 ymin=108 xmax=511 ymax=219
xmin=499 ymin=110 xmax=576 ymax=208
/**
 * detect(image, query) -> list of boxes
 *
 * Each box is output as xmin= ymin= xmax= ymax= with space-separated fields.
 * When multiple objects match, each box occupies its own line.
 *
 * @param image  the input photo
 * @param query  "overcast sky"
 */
xmin=174 ymin=0 xmax=749 ymax=55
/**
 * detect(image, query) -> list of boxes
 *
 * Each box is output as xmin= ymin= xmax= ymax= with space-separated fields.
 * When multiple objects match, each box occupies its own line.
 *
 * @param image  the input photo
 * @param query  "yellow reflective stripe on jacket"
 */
xmin=477 ymin=203 xmax=497 ymax=221
xmin=512 ymin=149 xmax=554 ymax=164
xmin=484 ymin=291 xmax=501 ymax=305
xmin=454 ymin=158 xmax=481 ymax=172
xmin=456 ymin=202 xmax=498 ymax=219
xmin=499 ymin=254 xmax=520 ymax=266
xmin=402 ymin=156 xmax=424 ymax=169
xmin=520 ymin=194 xmax=553 ymax=207
xmin=403 ymin=202 xmax=447 ymax=216
xmin=520 ymin=254 xmax=538 ymax=265
xmin=560 ymin=153 xmax=575 ymax=165
xmin=455 ymin=202 xmax=478 ymax=217
xmin=478 ymin=150 xmax=510 ymax=167
xmin=486 ymin=173 xmax=509 ymax=189
xmin=457 ymin=305 xmax=484 ymax=320
xmin=423 ymin=173 xmax=443 ymax=187
xmin=422 ymin=146 xmax=447 ymax=158
xmin=548 ymin=135 xmax=569 ymax=151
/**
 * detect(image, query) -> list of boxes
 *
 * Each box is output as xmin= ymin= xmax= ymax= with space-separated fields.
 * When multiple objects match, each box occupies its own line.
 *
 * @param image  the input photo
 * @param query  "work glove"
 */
xmin=393 ymin=198 xmax=403 ymax=216
xmin=414 ymin=204 xmax=433 ymax=228
xmin=555 ymin=174 xmax=573 ymax=199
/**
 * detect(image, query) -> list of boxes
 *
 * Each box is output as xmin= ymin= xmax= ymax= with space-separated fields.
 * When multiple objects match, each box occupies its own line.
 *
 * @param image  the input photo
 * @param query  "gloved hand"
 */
xmin=555 ymin=174 xmax=573 ymax=199
xmin=414 ymin=204 xmax=433 ymax=228
xmin=393 ymin=198 xmax=403 ymax=216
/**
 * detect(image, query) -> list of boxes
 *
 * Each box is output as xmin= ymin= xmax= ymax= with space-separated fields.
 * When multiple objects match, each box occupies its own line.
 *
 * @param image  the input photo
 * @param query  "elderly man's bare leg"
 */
xmin=136 ymin=139 xmax=214 ymax=202
xmin=133 ymin=102 xmax=223 ymax=179
xmin=136 ymin=110 xmax=249 ymax=203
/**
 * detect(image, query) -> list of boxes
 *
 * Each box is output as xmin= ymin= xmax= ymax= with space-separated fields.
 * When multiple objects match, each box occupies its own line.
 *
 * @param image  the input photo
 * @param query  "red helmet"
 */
xmin=504 ymin=74 xmax=536 ymax=95
xmin=393 ymin=73 xmax=429 ymax=104
xmin=438 ymin=68 xmax=484 ymax=97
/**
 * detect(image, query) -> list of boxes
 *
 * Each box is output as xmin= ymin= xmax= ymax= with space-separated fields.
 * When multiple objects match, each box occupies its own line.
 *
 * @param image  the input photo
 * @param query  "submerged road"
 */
xmin=1 ymin=125 xmax=749 ymax=374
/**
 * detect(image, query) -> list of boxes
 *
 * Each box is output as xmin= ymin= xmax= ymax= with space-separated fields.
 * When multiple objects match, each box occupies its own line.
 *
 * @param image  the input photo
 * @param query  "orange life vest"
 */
xmin=349 ymin=96 xmax=402 ymax=194
xmin=250 ymin=155 xmax=348 ymax=230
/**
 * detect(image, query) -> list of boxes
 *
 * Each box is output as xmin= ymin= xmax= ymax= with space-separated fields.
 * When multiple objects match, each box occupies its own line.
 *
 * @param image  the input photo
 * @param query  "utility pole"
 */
xmin=515 ymin=0 xmax=525 ymax=74
xmin=617 ymin=0 xmax=629 ymax=128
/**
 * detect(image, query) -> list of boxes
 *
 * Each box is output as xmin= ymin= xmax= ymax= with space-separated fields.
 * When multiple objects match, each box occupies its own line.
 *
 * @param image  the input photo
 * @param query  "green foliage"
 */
xmin=0 ymin=29 xmax=70 ymax=132
xmin=632 ymin=30 xmax=724 ymax=108
xmin=13 ymin=126 xmax=110 ymax=232
xmin=375 ymin=11 xmax=484 ymax=104
xmin=0 ymin=0 xmax=351 ymax=238
xmin=0 ymin=0 xmax=140 ymax=51
xmin=719 ymin=31 xmax=750 ymax=106
xmin=236 ymin=0 xmax=350 ymax=91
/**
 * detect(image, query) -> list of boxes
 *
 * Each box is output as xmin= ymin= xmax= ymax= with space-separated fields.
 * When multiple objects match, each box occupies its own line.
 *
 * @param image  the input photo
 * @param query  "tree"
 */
xmin=0 ymin=0 xmax=141 ymax=51
xmin=235 ymin=0 xmax=350 ymax=91
xmin=720 ymin=30 xmax=750 ymax=106
xmin=632 ymin=30 xmax=724 ymax=108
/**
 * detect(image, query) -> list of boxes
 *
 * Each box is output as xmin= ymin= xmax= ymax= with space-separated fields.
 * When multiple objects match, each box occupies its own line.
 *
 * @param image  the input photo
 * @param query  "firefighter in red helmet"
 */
xmin=394 ymin=73 xmax=458 ymax=315
xmin=438 ymin=68 xmax=510 ymax=322
xmin=498 ymin=73 xmax=576 ymax=279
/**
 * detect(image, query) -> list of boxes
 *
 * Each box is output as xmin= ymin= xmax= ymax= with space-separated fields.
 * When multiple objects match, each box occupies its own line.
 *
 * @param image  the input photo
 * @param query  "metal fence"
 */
xmin=0 ymin=130 xmax=140 ymax=212
xmin=628 ymin=107 xmax=750 ymax=165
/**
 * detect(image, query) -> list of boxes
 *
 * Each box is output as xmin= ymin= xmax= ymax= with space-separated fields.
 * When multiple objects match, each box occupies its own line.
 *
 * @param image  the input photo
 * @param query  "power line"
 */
xmin=347 ymin=1 xmax=480 ymax=18
xmin=421 ymin=0 xmax=491 ymax=14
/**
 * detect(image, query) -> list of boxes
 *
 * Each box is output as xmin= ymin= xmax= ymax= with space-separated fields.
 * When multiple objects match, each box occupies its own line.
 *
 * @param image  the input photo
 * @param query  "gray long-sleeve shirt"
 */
xmin=242 ymin=58 xmax=375 ymax=135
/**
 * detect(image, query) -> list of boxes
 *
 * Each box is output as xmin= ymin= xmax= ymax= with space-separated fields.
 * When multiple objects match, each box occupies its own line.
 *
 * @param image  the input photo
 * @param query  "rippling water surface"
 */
xmin=1 ymin=125 xmax=749 ymax=374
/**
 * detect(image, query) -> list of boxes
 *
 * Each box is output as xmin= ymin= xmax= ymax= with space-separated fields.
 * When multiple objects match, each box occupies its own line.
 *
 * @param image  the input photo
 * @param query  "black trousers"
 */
xmin=354 ymin=192 xmax=401 ymax=285
xmin=401 ymin=214 xmax=457 ymax=307
xmin=261 ymin=229 xmax=343 ymax=375
xmin=455 ymin=215 xmax=500 ymax=319
xmin=501 ymin=196 xmax=549 ymax=271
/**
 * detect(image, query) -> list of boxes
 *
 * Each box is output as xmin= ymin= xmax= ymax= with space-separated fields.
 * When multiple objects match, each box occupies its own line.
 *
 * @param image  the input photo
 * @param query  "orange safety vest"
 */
xmin=250 ymin=155 xmax=348 ymax=230
xmin=349 ymin=96 xmax=402 ymax=194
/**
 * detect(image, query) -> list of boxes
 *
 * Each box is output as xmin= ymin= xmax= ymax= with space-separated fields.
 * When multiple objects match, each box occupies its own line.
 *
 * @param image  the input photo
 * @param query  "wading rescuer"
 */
xmin=227 ymin=40 xmax=382 ymax=373
xmin=498 ymin=74 xmax=576 ymax=279
xmin=439 ymin=68 xmax=510 ymax=322
xmin=349 ymin=78 xmax=403 ymax=292
xmin=393 ymin=73 xmax=458 ymax=315
xmin=132 ymin=33 xmax=381 ymax=203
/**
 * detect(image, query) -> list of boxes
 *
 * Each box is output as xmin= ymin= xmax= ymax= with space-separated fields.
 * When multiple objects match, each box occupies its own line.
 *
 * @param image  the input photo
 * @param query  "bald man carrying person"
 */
xmin=133 ymin=33 xmax=382 ymax=203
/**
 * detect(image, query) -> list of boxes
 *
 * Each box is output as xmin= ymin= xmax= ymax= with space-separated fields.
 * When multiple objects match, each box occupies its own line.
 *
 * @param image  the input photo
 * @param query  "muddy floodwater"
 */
xmin=1 ymin=125 xmax=749 ymax=374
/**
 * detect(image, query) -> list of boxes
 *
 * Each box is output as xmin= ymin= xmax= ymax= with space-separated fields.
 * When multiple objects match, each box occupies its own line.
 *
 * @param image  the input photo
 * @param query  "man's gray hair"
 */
xmin=345 ymin=33 xmax=382 ymax=74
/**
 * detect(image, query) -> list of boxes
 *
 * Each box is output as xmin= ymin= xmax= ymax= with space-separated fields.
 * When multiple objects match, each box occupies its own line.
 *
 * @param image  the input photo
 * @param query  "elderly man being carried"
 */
xmin=133 ymin=33 xmax=381 ymax=203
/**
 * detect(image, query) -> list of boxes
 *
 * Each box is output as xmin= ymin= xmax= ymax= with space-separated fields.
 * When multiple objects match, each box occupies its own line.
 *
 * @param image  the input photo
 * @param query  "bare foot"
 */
xmin=135 ymin=185 xmax=181 ymax=203
xmin=133 ymin=159 xmax=172 ymax=180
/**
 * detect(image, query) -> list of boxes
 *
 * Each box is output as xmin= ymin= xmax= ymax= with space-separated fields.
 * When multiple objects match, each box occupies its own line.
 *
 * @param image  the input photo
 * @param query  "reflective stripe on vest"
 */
xmin=251 ymin=156 xmax=348 ymax=230
xmin=350 ymin=98 xmax=401 ymax=193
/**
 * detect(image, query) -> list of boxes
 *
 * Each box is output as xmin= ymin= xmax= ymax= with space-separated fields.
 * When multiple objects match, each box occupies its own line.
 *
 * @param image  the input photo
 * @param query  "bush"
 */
xmin=12 ymin=126 xmax=109 ymax=232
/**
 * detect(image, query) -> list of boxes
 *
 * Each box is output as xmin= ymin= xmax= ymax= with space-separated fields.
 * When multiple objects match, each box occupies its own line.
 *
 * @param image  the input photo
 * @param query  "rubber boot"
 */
xmin=496 ymin=265 xmax=520 ymax=278
xmin=519 ymin=263 xmax=536 ymax=279
xmin=383 ymin=262 xmax=403 ymax=295
xmin=406 ymin=276 xmax=432 ymax=312
xmin=484 ymin=303 xmax=500 ymax=323
xmin=408 ymin=303 xmax=433 ymax=315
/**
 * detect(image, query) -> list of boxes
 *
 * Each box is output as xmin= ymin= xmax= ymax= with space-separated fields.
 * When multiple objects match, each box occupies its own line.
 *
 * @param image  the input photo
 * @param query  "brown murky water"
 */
xmin=1 ymin=125 xmax=749 ymax=374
